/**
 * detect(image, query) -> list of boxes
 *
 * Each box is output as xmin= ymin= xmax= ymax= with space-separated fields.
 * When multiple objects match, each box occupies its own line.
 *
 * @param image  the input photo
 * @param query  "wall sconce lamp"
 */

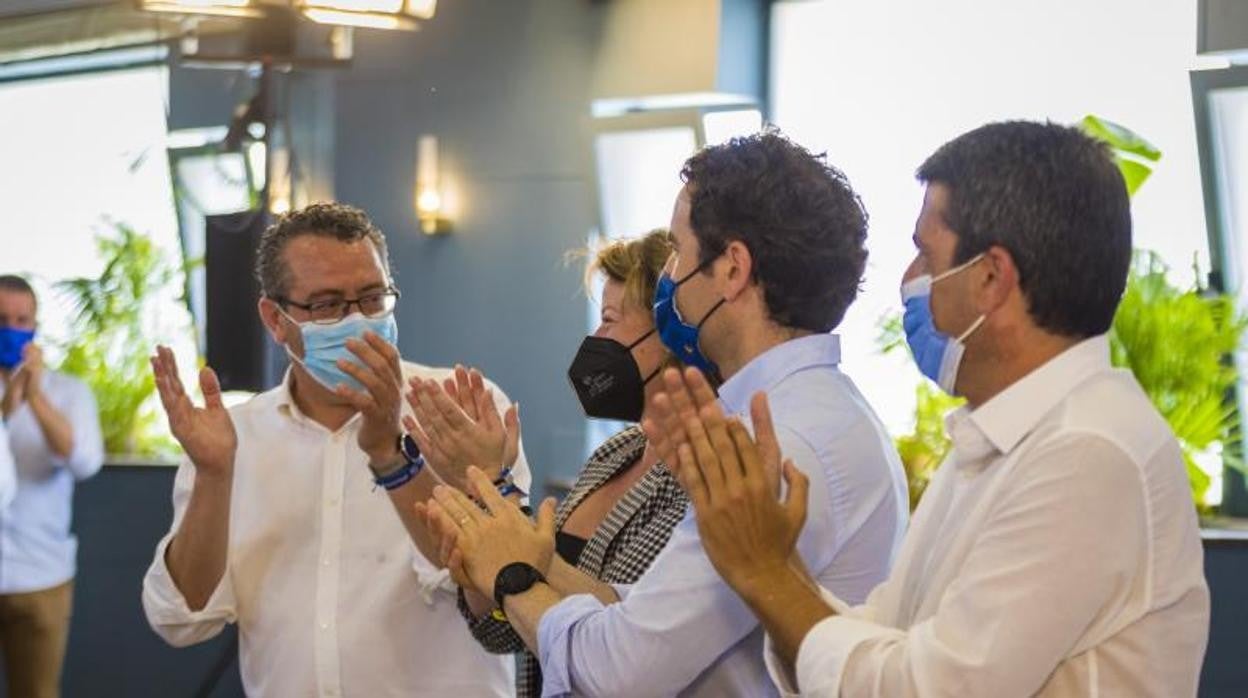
xmin=415 ymin=135 xmax=450 ymax=235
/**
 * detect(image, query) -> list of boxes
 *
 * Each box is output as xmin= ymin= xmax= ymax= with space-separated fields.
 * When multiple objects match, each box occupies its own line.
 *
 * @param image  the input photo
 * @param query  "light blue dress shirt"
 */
xmin=0 ymin=370 xmax=104 ymax=594
xmin=537 ymin=333 xmax=909 ymax=696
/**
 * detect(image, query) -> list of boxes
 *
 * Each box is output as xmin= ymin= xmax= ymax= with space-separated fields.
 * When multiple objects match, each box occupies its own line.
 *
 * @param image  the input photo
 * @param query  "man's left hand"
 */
xmin=424 ymin=466 xmax=556 ymax=598
xmin=646 ymin=367 xmax=811 ymax=599
xmin=334 ymin=332 xmax=405 ymax=467
xmin=19 ymin=342 xmax=43 ymax=397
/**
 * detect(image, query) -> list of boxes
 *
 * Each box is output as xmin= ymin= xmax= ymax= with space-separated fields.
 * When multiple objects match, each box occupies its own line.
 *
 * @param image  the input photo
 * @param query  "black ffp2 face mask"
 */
xmin=567 ymin=329 xmax=660 ymax=422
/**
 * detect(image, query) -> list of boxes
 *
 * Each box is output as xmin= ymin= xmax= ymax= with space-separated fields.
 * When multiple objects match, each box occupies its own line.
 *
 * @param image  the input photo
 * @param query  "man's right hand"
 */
xmin=1 ymin=365 xmax=26 ymax=419
xmin=152 ymin=345 xmax=237 ymax=478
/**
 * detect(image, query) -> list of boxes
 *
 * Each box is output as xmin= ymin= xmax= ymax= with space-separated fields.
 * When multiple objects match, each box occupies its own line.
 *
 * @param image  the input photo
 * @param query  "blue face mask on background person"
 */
xmin=280 ymin=311 xmax=399 ymax=392
xmin=900 ymin=253 xmax=986 ymax=395
xmin=0 ymin=326 xmax=35 ymax=371
xmin=653 ymin=261 xmax=726 ymax=380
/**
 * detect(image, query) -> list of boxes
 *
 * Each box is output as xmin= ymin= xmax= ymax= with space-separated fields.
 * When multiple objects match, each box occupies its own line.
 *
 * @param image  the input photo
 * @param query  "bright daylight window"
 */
xmin=0 ymin=64 xmax=195 ymax=457
xmin=771 ymin=0 xmax=1231 ymax=502
xmin=584 ymin=113 xmax=763 ymax=459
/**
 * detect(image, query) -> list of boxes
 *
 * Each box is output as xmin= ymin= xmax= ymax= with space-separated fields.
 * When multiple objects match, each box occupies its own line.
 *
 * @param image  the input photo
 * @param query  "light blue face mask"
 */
xmin=900 ymin=253 xmax=986 ymax=394
xmin=280 ymin=311 xmax=399 ymax=393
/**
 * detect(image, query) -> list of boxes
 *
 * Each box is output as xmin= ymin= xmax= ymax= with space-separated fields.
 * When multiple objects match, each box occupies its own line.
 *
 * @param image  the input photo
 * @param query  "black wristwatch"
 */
xmin=368 ymin=433 xmax=423 ymax=479
xmin=493 ymin=562 xmax=546 ymax=609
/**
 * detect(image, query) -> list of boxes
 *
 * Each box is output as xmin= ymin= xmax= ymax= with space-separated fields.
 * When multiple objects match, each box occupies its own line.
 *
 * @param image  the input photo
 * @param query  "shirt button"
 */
xmin=328 ymin=498 xmax=339 ymax=507
xmin=322 ymin=558 xmax=331 ymax=566
xmin=320 ymin=622 xmax=329 ymax=630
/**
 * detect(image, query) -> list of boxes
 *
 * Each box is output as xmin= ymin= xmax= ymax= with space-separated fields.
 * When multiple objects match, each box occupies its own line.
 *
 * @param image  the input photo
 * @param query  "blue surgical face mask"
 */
xmin=900 ymin=253 xmax=986 ymax=394
xmin=653 ymin=261 xmax=726 ymax=380
xmin=279 ymin=310 xmax=399 ymax=393
xmin=0 ymin=326 xmax=35 ymax=371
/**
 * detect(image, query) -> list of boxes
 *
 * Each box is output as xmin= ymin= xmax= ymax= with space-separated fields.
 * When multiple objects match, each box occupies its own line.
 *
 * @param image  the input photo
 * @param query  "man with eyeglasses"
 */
xmin=141 ymin=203 xmax=531 ymax=696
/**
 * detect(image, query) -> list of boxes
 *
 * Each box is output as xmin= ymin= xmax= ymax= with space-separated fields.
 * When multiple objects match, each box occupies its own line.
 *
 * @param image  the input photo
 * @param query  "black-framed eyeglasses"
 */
xmin=276 ymin=288 xmax=401 ymax=325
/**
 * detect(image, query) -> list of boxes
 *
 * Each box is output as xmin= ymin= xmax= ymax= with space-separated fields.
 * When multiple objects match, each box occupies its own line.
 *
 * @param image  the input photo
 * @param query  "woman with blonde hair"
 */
xmin=405 ymin=229 xmax=687 ymax=697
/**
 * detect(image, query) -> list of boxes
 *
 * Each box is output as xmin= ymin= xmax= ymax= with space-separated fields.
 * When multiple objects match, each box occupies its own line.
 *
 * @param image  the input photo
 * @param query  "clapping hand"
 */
xmin=641 ymin=367 xmax=810 ymax=596
xmin=404 ymin=366 xmax=519 ymax=490
xmin=151 ymin=346 xmax=237 ymax=478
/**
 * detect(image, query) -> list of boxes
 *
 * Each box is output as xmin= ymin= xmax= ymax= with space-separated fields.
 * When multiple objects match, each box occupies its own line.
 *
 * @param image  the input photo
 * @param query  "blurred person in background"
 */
xmin=0 ymin=274 xmax=104 ymax=698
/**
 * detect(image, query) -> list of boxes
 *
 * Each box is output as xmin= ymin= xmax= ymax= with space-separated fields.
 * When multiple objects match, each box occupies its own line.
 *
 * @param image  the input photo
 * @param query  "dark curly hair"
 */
xmin=917 ymin=121 xmax=1131 ymax=338
xmin=680 ymin=130 xmax=868 ymax=333
xmin=255 ymin=202 xmax=392 ymax=299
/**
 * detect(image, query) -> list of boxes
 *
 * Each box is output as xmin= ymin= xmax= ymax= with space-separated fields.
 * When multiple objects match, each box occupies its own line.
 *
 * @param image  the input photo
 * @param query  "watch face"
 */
xmin=495 ymin=562 xmax=542 ymax=606
xmin=501 ymin=564 xmax=538 ymax=591
xmin=400 ymin=433 xmax=422 ymax=461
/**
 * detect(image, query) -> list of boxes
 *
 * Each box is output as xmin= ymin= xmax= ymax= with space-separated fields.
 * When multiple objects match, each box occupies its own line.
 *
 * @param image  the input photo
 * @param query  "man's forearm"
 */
xmin=384 ymin=466 xmax=447 ymax=565
xmin=547 ymin=557 xmax=619 ymax=604
xmin=736 ymin=562 xmax=836 ymax=676
xmin=27 ymin=391 xmax=73 ymax=458
xmin=501 ymin=581 xmax=565 ymax=654
xmin=1 ymin=389 xmax=18 ymax=421
xmin=166 ymin=471 xmax=233 ymax=610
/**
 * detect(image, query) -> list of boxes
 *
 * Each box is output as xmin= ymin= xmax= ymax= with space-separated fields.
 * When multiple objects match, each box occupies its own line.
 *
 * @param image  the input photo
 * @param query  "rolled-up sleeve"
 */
xmin=534 ymin=430 xmax=836 ymax=697
xmin=784 ymin=436 xmax=1146 ymax=697
xmin=51 ymin=378 xmax=104 ymax=480
xmin=455 ymin=586 xmax=528 ymax=654
xmin=535 ymin=515 xmax=760 ymax=697
xmin=764 ymin=585 xmax=872 ymax=695
xmin=141 ymin=460 xmax=237 ymax=647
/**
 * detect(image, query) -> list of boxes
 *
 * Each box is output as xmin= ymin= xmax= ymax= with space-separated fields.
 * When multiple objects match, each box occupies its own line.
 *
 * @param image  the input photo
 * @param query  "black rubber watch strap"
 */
xmin=493 ymin=562 xmax=546 ymax=610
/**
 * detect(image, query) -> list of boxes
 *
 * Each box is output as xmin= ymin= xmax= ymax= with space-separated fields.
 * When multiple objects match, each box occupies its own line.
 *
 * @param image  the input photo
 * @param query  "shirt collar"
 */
xmin=273 ymin=368 xmax=299 ymax=415
xmin=965 ymin=334 xmax=1112 ymax=457
xmin=273 ymin=369 xmax=361 ymax=432
xmin=717 ymin=333 xmax=841 ymax=415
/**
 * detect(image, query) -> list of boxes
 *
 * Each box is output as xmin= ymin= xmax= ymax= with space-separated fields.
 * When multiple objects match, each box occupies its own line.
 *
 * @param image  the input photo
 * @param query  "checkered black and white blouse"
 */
xmin=456 ymin=425 xmax=688 ymax=697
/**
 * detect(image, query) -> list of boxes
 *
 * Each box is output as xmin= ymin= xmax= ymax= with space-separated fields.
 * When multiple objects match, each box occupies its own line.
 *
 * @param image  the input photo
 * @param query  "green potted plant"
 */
xmin=54 ymin=222 xmax=197 ymax=459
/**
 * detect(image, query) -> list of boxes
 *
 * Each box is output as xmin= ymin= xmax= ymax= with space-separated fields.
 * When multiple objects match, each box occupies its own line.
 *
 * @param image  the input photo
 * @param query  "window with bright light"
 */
xmin=0 ymin=65 xmax=195 ymax=455
xmin=583 ymin=112 xmax=767 ymax=458
xmin=583 ymin=124 xmax=698 ymax=457
xmin=770 ymin=0 xmax=1224 ymax=461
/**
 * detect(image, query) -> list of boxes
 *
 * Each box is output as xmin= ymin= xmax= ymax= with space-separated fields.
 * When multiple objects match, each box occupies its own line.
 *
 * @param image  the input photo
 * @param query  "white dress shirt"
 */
xmin=0 ymin=369 xmax=104 ymax=593
xmin=537 ymin=334 xmax=909 ymax=696
xmin=142 ymin=362 xmax=531 ymax=698
xmin=767 ymin=335 xmax=1210 ymax=697
xmin=0 ymin=422 xmax=15 ymax=511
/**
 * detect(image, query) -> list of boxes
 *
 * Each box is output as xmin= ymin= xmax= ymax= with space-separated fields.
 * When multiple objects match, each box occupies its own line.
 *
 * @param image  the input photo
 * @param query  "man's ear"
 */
xmin=976 ymin=245 xmax=1019 ymax=315
xmin=720 ymin=239 xmax=754 ymax=302
xmin=257 ymin=297 xmax=289 ymax=345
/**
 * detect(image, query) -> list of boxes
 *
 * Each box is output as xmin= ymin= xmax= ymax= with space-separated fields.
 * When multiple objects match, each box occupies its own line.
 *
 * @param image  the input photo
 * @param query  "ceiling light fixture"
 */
xmin=297 ymin=0 xmax=436 ymax=30
xmin=137 ymin=0 xmax=266 ymax=19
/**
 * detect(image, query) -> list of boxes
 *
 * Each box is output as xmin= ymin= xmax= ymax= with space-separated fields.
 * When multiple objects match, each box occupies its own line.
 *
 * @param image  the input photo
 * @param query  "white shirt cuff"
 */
xmin=143 ymin=534 xmax=233 ymax=623
xmin=537 ymin=593 xmax=606 ymax=696
xmin=610 ymin=582 xmax=634 ymax=601
xmin=794 ymin=614 xmax=899 ymax=696
xmin=411 ymin=559 xmax=457 ymax=605
xmin=764 ymin=585 xmax=878 ymax=696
